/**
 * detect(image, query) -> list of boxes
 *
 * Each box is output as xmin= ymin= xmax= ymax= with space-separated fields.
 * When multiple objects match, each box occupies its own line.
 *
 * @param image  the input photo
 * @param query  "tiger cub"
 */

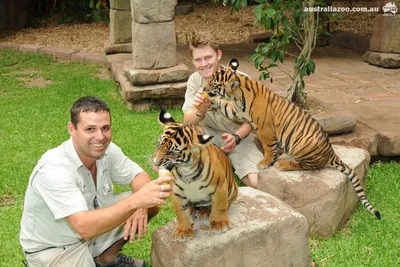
xmin=152 ymin=110 xmax=238 ymax=241
xmin=203 ymin=59 xmax=381 ymax=220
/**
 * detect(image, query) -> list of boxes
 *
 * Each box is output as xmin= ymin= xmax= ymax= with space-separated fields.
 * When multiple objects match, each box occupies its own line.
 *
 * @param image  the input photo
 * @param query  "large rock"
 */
xmin=329 ymin=123 xmax=379 ymax=156
xmin=378 ymin=131 xmax=400 ymax=156
xmin=258 ymin=145 xmax=371 ymax=238
xmin=313 ymin=111 xmax=356 ymax=135
xmin=151 ymin=187 xmax=310 ymax=267
xmin=131 ymin=21 xmax=177 ymax=69
xmin=362 ymin=51 xmax=400 ymax=69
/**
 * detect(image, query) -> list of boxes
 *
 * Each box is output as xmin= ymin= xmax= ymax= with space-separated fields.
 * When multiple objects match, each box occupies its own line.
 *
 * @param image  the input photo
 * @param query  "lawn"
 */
xmin=0 ymin=50 xmax=399 ymax=267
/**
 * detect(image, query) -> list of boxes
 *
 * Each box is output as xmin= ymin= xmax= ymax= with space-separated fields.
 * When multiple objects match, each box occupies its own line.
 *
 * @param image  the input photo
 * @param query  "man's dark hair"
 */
xmin=70 ymin=96 xmax=111 ymax=127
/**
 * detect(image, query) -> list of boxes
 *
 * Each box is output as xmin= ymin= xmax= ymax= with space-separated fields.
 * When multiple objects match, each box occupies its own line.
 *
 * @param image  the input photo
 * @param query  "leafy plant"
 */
xmin=89 ymin=0 xmax=110 ymax=21
xmin=213 ymin=0 xmax=333 ymax=109
xmin=28 ymin=0 xmax=110 ymax=24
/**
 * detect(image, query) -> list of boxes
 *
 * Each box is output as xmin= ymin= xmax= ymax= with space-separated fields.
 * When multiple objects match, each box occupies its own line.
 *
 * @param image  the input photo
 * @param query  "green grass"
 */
xmin=0 ymin=50 xmax=399 ymax=267
xmin=310 ymin=162 xmax=400 ymax=266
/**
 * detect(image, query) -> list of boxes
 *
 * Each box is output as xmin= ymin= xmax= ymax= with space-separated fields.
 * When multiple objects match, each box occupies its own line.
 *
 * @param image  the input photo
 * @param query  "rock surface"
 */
xmin=258 ymin=145 xmax=372 ymax=237
xmin=151 ymin=187 xmax=310 ymax=267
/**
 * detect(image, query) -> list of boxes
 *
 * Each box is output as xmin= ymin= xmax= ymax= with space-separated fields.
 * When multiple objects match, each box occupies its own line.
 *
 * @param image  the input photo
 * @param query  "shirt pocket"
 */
xmin=98 ymin=172 xmax=114 ymax=208
xmin=78 ymin=177 xmax=95 ymax=210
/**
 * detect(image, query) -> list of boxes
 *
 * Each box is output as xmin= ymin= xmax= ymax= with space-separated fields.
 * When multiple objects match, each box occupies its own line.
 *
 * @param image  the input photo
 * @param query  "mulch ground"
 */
xmin=0 ymin=1 xmax=378 ymax=55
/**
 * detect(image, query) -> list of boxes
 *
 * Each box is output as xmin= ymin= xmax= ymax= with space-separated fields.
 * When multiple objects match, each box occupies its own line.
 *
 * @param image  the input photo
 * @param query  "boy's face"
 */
xmin=192 ymin=46 xmax=222 ymax=79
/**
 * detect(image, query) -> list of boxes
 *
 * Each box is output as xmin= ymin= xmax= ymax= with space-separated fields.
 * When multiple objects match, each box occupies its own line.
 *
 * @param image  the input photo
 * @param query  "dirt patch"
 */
xmin=0 ymin=1 xmax=376 ymax=56
xmin=14 ymin=69 xmax=41 ymax=76
xmin=18 ymin=76 xmax=53 ymax=88
xmin=0 ymin=194 xmax=15 ymax=206
xmin=96 ymin=67 xmax=112 ymax=80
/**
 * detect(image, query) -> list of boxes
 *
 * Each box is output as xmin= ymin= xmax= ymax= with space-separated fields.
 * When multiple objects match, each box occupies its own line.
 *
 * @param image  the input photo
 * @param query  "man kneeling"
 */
xmin=20 ymin=96 xmax=172 ymax=267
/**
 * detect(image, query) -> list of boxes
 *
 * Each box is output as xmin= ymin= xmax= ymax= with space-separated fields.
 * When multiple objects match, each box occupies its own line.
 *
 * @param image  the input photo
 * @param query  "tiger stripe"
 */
xmin=204 ymin=59 xmax=381 ymax=220
xmin=152 ymin=110 xmax=239 ymax=240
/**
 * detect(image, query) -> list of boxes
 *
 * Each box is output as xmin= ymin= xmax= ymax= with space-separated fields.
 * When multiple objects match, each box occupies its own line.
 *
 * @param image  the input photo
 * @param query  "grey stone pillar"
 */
xmin=119 ymin=0 xmax=188 ymax=112
xmin=105 ymin=0 xmax=189 ymax=112
xmin=105 ymin=0 xmax=133 ymax=54
xmin=362 ymin=0 xmax=400 ymax=68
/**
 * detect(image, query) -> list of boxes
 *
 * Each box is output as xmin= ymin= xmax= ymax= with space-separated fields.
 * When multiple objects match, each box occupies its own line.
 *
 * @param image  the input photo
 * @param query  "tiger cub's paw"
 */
xmin=210 ymin=219 xmax=232 ymax=232
xmin=257 ymin=159 xmax=273 ymax=171
xmin=174 ymin=226 xmax=195 ymax=242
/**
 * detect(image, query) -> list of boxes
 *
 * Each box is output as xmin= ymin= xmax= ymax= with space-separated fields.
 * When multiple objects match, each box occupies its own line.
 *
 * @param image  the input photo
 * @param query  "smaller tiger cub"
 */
xmin=152 ymin=110 xmax=238 ymax=241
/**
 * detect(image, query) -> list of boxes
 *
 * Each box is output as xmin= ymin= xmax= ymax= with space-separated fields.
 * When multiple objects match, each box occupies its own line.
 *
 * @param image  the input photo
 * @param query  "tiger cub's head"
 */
xmin=152 ymin=110 xmax=214 ymax=171
xmin=204 ymin=58 xmax=240 ymax=99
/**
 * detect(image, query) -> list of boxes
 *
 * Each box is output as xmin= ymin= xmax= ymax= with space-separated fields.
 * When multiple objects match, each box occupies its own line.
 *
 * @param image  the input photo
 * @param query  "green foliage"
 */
xmin=249 ymin=0 xmax=326 ymax=81
xmin=28 ymin=0 xmax=110 ymax=25
xmin=212 ymin=0 xmax=339 ymax=107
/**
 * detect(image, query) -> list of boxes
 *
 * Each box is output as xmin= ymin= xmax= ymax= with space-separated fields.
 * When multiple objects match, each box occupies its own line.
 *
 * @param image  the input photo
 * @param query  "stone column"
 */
xmin=362 ymin=0 xmax=400 ymax=68
xmin=105 ymin=0 xmax=133 ymax=54
xmin=119 ymin=0 xmax=188 ymax=112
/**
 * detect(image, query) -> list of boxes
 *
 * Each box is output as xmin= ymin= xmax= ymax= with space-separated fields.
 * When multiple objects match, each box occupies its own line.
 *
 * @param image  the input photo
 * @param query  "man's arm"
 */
xmin=66 ymin=174 xmax=171 ymax=240
xmin=67 ymin=195 xmax=138 ymax=240
xmin=235 ymin=121 xmax=253 ymax=140
xmin=221 ymin=121 xmax=254 ymax=152
xmin=183 ymin=74 xmax=209 ymax=125
xmin=130 ymin=171 xmax=159 ymax=219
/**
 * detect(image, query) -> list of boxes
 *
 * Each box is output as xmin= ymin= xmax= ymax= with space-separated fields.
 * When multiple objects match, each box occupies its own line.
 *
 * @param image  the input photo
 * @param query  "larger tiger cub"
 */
xmin=204 ymin=59 xmax=381 ymax=220
xmin=152 ymin=110 xmax=238 ymax=241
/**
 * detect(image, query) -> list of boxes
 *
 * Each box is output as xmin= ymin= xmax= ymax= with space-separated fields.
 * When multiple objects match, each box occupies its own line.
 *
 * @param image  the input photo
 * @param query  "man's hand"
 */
xmin=131 ymin=176 xmax=172 ymax=209
xmin=221 ymin=133 xmax=236 ymax=152
xmin=122 ymin=208 xmax=148 ymax=243
xmin=194 ymin=90 xmax=211 ymax=114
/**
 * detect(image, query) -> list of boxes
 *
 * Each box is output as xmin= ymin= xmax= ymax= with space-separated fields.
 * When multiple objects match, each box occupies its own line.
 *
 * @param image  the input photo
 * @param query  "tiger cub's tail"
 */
xmin=332 ymin=156 xmax=381 ymax=220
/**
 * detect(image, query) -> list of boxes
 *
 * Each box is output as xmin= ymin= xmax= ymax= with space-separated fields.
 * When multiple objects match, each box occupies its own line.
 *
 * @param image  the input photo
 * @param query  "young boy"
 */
xmin=182 ymin=32 xmax=263 ymax=188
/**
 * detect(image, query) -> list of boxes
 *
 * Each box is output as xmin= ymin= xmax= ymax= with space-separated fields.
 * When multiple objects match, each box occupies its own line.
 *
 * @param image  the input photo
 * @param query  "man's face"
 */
xmin=68 ymin=111 xmax=112 ymax=165
xmin=192 ymin=46 xmax=222 ymax=79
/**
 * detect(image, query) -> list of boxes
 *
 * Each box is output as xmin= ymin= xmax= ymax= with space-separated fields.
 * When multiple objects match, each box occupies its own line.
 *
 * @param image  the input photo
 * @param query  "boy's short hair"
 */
xmin=70 ymin=96 xmax=110 ymax=128
xmin=188 ymin=31 xmax=219 ymax=57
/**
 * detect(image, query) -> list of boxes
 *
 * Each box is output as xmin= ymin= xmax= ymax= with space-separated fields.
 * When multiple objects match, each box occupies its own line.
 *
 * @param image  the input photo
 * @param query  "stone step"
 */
xmin=151 ymin=187 xmax=310 ymax=267
xmin=123 ymin=60 xmax=189 ymax=85
xmin=258 ymin=145 xmax=372 ymax=238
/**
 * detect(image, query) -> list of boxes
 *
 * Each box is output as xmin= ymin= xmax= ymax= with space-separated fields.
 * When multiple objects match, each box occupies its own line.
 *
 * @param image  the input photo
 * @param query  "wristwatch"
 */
xmin=232 ymin=133 xmax=242 ymax=145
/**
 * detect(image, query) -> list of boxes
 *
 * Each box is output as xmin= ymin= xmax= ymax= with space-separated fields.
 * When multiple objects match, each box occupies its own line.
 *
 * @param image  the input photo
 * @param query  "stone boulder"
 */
xmin=313 ymin=111 xmax=356 ymax=135
xmin=151 ymin=187 xmax=310 ymax=267
xmin=362 ymin=51 xmax=400 ymax=69
xmin=258 ymin=145 xmax=371 ymax=238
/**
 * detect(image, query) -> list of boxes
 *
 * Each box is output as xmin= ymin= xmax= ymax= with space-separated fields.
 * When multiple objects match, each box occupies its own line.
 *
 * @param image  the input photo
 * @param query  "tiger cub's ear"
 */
xmin=198 ymin=134 xmax=213 ymax=145
xmin=192 ymin=134 xmax=214 ymax=153
xmin=158 ymin=109 xmax=175 ymax=126
xmin=228 ymin=58 xmax=239 ymax=71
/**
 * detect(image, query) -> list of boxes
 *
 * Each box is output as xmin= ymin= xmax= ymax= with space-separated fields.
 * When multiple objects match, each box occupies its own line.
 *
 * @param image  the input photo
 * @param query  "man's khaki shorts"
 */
xmin=25 ymin=192 xmax=130 ymax=267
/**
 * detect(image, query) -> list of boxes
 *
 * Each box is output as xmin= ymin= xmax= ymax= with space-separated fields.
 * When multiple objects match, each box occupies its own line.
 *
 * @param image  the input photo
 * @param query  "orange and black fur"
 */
xmin=152 ymin=110 xmax=238 ymax=241
xmin=204 ymin=59 xmax=380 ymax=220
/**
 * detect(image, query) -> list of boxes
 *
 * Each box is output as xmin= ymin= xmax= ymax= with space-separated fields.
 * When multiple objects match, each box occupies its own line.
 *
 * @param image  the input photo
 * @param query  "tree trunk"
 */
xmin=286 ymin=0 xmax=317 ymax=109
